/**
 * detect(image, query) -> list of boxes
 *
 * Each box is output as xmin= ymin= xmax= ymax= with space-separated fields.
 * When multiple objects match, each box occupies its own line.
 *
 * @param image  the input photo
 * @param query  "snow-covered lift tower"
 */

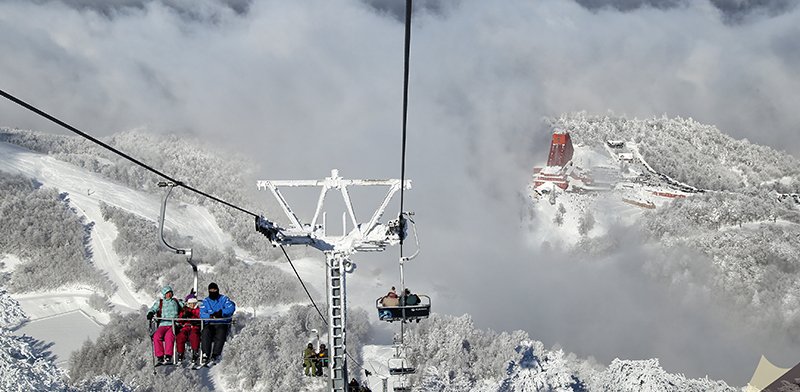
xmin=256 ymin=169 xmax=410 ymax=392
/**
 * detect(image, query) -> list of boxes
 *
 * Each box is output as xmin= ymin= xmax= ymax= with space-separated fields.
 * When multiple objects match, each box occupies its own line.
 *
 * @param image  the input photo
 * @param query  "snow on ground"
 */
xmin=0 ymin=253 xmax=24 ymax=274
xmin=10 ymin=289 xmax=110 ymax=366
xmin=361 ymin=344 xmax=400 ymax=391
xmin=14 ymin=310 xmax=102 ymax=366
xmin=528 ymin=190 xmax=644 ymax=249
xmin=71 ymin=200 xmax=148 ymax=311
xmin=0 ymin=141 xmax=232 ymax=253
xmin=13 ymin=290 xmax=109 ymax=323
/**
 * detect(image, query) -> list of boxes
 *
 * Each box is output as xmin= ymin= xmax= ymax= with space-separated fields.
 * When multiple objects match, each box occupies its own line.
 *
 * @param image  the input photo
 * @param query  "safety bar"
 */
xmin=153 ymin=317 xmax=235 ymax=323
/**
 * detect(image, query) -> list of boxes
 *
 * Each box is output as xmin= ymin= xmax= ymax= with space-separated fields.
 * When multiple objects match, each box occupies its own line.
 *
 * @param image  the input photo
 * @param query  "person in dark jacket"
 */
xmin=348 ymin=378 xmax=361 ymax=391
xmin=401 ymin=288 xmax=420 ymax=306
xmin=199 ymin=282 xmax=235 ymax=365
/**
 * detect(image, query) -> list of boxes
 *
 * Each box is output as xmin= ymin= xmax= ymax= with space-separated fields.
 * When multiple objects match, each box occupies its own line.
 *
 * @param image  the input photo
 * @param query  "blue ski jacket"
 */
xmin=200 ymin=294 xmax=236 ymax=324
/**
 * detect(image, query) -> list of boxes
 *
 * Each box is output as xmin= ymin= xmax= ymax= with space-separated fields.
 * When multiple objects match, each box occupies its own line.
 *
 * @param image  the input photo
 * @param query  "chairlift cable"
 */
xmin=398 ymin=0 xmax=412 ymax=243
xmin=280 ymin=245 xmax=327 ymax=324
xmin=397 ymin=0 xmax=413 ymax=353
xmin=0 ymin=88 xmax=259 ymax=218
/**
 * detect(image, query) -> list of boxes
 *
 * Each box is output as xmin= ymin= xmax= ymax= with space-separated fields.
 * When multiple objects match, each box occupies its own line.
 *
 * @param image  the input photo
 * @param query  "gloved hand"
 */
xmin=213 ymin=310 xmax=223 ymax=318
xmin=146 ymin=311 xmax=155 ymax=321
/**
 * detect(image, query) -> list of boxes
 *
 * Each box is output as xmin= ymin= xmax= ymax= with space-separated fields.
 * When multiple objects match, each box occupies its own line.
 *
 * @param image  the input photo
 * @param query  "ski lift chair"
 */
xmin=393 ymin=380 xmax=412 ymax=392
xmin=376 ymin=294 xmax=430 ymax=323
xmin=388 ymin=357 xmax=416 ymax=375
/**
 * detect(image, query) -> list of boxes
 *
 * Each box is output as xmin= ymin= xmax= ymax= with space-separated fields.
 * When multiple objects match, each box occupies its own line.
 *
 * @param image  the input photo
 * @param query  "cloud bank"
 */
xmin=2 ymin=0 xmax=800 ymax=385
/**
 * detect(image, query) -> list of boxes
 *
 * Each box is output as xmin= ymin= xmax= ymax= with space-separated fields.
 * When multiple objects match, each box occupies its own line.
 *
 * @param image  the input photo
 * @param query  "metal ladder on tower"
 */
xmin=327 ymin=252 xmax=348 ymax=391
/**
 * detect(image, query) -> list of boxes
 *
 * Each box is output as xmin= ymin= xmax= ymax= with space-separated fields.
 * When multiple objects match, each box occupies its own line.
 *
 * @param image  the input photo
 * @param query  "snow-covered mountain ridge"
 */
xmin=528 ymin=114 xmax=800 ymax=386
xmin=548 ymin=113 xmax=800 ymax=193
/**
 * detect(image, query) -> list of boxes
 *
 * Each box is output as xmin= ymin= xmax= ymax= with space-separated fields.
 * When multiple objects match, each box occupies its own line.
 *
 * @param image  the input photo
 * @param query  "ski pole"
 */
xmin=149 ymin=319 xmax=156 ymax=374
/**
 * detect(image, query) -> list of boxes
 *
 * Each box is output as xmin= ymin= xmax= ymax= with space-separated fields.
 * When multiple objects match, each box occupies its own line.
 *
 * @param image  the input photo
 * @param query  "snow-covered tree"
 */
xmin=497 ymin=341 xmax=582 ymax=392
xmin=578 ymin=210 xmax=595 ymax=236
xmin=0 ymin=172 xmax=112 ymax=294
xmin=0 ymin=288 xmax=27 ymax=329
xmin=0 ymin=329 xmax=70 ymax=392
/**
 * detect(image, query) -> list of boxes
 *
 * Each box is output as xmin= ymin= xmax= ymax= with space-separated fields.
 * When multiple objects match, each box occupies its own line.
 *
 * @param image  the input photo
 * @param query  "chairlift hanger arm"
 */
xmin=157 ymin=181 xmax=197 ymax=293
xmin=400 ymin=214 xmax=419 ymax=263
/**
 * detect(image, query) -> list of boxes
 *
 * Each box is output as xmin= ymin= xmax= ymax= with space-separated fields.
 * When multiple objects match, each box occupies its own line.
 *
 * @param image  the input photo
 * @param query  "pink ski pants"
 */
xmin=152 ymin=325 xmax=175 ymax=357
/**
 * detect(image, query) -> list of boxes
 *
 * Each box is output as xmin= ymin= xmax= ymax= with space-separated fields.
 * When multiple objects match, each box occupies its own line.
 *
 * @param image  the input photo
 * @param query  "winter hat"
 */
xmin=185 ymin=292 xmax=196 ymax=301
xmin=208 ymin=282 xmax=219 ymax=291
xmin=161 ymin=285 xmax=173 ymax=297
xmin=187 ymin=298 xmax=198 ymax=305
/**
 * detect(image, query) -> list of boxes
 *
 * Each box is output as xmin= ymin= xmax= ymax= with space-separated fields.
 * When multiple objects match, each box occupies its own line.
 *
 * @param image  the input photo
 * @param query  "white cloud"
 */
xmin=2 ymin=0 xmax=800 ymax=385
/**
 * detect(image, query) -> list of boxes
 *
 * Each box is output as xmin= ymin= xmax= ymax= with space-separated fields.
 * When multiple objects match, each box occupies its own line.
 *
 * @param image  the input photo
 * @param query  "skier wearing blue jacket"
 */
xmin=199 ymin=282 xmax=235 ymax=365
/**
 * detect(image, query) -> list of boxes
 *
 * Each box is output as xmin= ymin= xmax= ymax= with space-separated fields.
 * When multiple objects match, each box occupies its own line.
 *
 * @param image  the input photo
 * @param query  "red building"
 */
xmin=547 ymin=131 xmax=574 ymax=167
xmin=533 ymin=131 xmax=575 ymax=192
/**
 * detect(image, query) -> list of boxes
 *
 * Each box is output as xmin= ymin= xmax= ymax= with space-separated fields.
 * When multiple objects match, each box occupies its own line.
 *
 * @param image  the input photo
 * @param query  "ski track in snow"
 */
xmin=0 ymin=141 xmax=233 ymax=312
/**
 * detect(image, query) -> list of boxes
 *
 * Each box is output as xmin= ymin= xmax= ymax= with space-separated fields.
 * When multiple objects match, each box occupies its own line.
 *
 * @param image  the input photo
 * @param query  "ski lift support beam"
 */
xmin=256 ymin=169 xmax=410 ymax=392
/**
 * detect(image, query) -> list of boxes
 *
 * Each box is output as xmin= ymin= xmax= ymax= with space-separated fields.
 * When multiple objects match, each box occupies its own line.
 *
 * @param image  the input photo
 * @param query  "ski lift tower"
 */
xmin=256 ymin=169 xmax=410 ymax=392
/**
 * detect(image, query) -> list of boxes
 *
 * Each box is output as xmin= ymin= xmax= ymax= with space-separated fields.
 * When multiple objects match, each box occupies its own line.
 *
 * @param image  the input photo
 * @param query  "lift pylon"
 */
xmin=256 ymin=169 xmax=410 ymax=391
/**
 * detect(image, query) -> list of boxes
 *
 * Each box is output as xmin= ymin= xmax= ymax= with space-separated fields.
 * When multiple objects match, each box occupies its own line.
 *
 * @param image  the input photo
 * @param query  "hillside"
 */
xmin=529 ymin=114 xmax=800 ymax=380
xmin=547 ymin=113 xmax=800 ymax=193
xmin=0 ymin=127 xmax=743 ymax=391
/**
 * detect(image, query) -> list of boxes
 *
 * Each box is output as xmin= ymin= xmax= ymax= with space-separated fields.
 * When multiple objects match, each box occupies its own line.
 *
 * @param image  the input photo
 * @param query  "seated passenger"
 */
xmin=176 ymin=296 xmax=201 ymax=364
xmin=316 ymin=343 xmax=329 ymax=376
xmin=381 ymin=295 xmax=400 ymax=307
xmin=146 ymin=285 xmax=183 ymax=366
xmin=402 ymin=288 xmax=420 ymax=306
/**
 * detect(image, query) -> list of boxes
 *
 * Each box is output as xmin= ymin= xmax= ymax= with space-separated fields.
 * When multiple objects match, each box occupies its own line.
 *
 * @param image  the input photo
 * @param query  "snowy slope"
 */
xmin=0 ymin=141 xmax=232 ymax=310
xmin=0 ymin=138 xmax=408 ymax=391
xmin=0 ymin=140 xmax=240 ymax=374
xmin=0 ymin=127 xmax=748 ymax=391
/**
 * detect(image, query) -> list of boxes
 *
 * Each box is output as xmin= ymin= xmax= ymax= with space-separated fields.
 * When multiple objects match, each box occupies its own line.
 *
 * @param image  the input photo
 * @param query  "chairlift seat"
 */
xmin=376 ymin=294 xmax=431 ymax=322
